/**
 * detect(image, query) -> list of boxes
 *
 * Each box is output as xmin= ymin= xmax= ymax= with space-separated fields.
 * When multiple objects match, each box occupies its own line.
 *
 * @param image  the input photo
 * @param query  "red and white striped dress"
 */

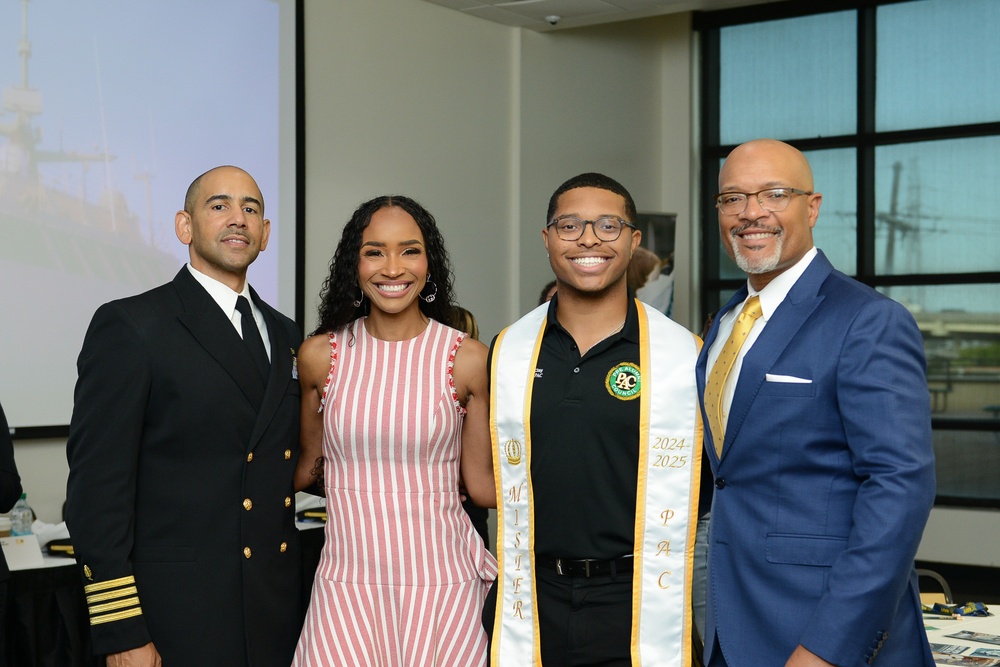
xmin=294 ymin=318 xmax=497 ymax=666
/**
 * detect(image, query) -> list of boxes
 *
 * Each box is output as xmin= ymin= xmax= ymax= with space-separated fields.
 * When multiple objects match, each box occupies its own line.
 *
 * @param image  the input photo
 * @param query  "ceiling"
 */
xmin=420 ymin=0 xmax=779 ymax=32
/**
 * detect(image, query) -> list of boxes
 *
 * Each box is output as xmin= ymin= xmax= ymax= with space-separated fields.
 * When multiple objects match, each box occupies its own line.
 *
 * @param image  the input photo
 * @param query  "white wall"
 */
xmin=918 ymin=507 xmax=1000 ymax=568
xmin=10 ymin=439 xmax=67 ymax=524
xmin=301 ymin=0 xmax=516 ymax=340
xmin=516 ymin=14 xmax=694 ymax=328
xmin=300 ymin=1 xmax=695 ymax=335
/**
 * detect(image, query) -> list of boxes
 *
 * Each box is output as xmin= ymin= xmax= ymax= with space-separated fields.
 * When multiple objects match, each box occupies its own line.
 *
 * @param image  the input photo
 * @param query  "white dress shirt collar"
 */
xmin=706 ymin=247 xmax=818 ymax=431
xmin=747 ymin=246 xmax=818 ymax=321
xmin=185 ymin=264 xmax=271 ymax=360
xmin=185 ymin=263 xmax=254 ymax=317
xmin=187 ymin=264 xmax=271 ymax=359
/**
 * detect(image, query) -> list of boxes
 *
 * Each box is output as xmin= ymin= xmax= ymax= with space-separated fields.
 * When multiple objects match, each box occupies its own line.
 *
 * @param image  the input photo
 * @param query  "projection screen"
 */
xmin=1 ymin=0 xmax=300 ymax=435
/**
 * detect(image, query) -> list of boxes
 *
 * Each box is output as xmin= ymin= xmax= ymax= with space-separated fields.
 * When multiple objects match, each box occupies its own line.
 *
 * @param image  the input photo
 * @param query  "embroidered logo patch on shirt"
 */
xmin=606 ymin=362 xmax=641 ymax=400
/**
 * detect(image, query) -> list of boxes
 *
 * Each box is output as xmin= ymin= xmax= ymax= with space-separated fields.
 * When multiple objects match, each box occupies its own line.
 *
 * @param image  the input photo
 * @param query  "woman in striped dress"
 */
xmin=293 ymin=196 xmax=497 ymax=666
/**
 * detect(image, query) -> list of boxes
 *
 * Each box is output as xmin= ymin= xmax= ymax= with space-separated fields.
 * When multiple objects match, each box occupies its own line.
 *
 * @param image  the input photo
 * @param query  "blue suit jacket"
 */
xmin=696 ymin=251 xmax=935 ymax=667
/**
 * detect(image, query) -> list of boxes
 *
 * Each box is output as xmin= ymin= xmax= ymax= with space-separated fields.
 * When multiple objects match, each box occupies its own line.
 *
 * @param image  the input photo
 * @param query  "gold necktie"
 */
xmin=705 ymin=296 xmax=762 ymax=457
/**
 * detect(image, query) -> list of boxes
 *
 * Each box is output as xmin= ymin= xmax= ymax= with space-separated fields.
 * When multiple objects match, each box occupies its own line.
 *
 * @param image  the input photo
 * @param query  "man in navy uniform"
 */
xmin=66 ymin=166 xmax=303 ymax=666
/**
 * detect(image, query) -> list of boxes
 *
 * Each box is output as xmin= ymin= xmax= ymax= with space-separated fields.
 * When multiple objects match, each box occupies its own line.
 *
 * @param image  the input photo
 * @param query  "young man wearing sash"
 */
xmin=486 ymin=173 xmax=702 ymax=666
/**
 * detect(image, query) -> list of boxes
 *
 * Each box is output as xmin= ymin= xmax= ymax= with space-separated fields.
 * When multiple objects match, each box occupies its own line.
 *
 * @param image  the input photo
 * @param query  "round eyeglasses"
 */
xmin=714 ymin=188 xmax=812 ymax=215
xmin=546 ymin=215 xmax=636 ymax=242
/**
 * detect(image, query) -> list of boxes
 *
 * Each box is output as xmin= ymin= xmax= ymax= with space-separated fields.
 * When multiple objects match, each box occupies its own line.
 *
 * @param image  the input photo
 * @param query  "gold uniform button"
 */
xmin=284 ymin=449 xmax=292 ymax=460
xmin=244 ymin=547 xmax=252 ymax=559
xmin=243 ymin=498 xmax=253 ymax=511
xmin=247 ymin=452 xmax=254 ymax=462
xmin=284 ymin=496 xmax=292 ymax=507
xmin=280 ymin=542 xmax=287 ymax=553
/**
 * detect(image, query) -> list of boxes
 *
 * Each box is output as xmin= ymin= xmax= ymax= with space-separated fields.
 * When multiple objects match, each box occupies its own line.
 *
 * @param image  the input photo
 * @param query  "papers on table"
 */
xmin=1 ymin=534 xmax=45 ymax=570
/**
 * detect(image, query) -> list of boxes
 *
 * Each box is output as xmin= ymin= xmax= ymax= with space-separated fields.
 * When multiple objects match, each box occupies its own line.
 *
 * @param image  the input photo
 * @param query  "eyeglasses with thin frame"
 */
xmin=713 ymin=188 xmax=812 ymax=215
xmin=546 ymin=215 xmax=636 ymax=242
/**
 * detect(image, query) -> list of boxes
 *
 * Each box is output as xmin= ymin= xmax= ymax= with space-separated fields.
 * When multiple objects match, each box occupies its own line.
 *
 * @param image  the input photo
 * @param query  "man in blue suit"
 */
xmin=697 ymin=139 xmax=935 ymax=666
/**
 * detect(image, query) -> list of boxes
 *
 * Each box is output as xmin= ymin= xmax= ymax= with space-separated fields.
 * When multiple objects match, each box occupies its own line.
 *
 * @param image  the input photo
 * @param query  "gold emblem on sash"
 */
xmin=504 ymin=438 xmax=523 ymax=465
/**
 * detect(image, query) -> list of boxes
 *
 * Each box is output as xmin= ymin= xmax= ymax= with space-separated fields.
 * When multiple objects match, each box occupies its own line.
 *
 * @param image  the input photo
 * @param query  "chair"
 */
xmin=917 ymin=568 xmax=954 ymax=605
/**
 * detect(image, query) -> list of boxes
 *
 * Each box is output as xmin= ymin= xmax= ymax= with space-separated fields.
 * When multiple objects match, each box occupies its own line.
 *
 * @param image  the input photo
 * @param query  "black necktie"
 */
xmin=235 ymin=296 xmax=269 ymax=379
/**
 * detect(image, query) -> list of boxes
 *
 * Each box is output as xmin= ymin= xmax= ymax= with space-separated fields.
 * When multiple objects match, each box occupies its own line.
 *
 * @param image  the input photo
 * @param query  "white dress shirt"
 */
xmin=186 ymin=264 xmax=271 ymax=361
xmin=706 ymin=247 xmax=818 ymax=428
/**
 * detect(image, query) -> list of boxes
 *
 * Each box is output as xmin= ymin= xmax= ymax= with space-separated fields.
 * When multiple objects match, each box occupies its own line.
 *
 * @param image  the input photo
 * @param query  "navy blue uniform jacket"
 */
xmin=66 ymin=268 xmax=303 ymax=666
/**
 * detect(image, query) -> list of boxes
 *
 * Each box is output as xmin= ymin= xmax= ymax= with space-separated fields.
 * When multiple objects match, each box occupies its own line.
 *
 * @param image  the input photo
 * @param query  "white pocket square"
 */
xmin=765 ymin=373 xmax=812 ymax=384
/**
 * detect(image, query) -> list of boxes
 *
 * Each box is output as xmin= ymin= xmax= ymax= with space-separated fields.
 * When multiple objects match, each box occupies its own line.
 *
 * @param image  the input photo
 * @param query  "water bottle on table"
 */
xmin=10 ymin=492 xmax=33 ymax=536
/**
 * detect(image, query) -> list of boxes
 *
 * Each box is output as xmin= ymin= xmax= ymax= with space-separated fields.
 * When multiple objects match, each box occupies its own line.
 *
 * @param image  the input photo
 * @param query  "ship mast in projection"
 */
xmin=0 ymin=0 xmax=174 ymax=280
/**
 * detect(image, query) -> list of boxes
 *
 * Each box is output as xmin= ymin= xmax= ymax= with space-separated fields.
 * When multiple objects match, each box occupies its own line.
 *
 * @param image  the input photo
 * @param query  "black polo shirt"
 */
xmin=525 ymin=294 xmax=641 ymax=560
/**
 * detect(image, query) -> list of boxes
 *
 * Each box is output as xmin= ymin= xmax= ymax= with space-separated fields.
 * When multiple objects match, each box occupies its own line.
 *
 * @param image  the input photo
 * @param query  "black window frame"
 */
xmin=695 ymin=0 xmax=1000 ymax=508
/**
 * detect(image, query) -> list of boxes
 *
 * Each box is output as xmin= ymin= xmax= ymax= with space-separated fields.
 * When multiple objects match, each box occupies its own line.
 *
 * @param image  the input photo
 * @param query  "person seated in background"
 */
xmin=538 ymin=279 xmax=557 ymax=305
xmin=454 ymin=305 xmax=480 ymax=341
xmin=0 ymin=399 xmax=24 ymax=663
xmin=633 ymin=246 xmax=675 ymax=316
xmin=626 ymin=245 xmax=660 ymax=293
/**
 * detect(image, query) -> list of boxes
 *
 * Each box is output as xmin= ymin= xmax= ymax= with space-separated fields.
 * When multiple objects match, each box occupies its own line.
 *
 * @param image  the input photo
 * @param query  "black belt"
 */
xmin=536 ymin=554 xmax=633 ymax=578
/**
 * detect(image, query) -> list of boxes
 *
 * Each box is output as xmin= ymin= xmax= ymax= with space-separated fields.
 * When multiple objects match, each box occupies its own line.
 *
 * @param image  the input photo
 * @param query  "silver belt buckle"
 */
xmin=555 ymin=558 xmax=564 ymax=575
xmin=584 ymin=559 xmax=592 ymax=577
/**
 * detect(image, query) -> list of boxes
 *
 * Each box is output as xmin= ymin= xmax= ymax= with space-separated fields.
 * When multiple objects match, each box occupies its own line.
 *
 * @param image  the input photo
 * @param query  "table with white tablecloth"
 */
xmin=926 ymin=613 xmax=1000 ymax=665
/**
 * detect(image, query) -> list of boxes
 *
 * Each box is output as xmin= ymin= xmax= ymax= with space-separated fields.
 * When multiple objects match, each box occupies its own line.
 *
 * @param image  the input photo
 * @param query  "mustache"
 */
xmin=730 ymin=222 xmax=781 ymax=238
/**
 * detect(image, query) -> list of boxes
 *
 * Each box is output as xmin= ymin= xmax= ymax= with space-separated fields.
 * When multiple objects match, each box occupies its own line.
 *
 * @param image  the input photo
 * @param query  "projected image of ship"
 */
xmin=0 ymin=0 xmax=177 ymax=296
xmin=0 ymin=0 xmax=179 ymax=429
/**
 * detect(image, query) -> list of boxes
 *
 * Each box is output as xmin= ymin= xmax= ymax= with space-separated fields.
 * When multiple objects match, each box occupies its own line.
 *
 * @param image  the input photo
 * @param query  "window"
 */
xmin=696 ymin=0 xmax=1000 ymax=507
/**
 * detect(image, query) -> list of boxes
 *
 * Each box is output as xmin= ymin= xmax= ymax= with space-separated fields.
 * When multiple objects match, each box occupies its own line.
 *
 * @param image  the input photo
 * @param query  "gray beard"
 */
xmin=730 ymin=230 xmax=783 ymax=275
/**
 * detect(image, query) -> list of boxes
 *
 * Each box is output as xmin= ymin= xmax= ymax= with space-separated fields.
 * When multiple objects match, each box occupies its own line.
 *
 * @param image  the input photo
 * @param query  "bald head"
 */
xmin=715 ymin=139 xmax=822 ymax=290
xmin=184 ymin=166 xmax=262 ymax=215
xmin=719 ymin=139 xmax=814 ymax=193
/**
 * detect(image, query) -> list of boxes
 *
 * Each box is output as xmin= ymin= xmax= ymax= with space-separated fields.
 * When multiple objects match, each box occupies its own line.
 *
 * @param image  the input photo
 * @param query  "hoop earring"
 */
xmin=420 ymin=274 xmax=438 ymax=303
xmin=353 ymin=289 xmax=365 ymax=308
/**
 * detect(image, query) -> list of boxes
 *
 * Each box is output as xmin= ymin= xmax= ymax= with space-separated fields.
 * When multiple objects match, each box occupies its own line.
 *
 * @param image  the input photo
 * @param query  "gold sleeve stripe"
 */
xmin=84 ymin=576 xmax=136 ymax=593
xmin=90 ymin=606 xmax=143 ymax=625
xmin=88 ymin=597 xmax=141 ymax=615
xmin=86 ymin=586 xmax=138 ymax=604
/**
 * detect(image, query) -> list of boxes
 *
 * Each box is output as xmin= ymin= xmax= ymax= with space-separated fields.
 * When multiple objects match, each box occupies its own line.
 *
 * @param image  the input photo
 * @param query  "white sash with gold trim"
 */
xmin=490 ymin=300 xmax=702 ymax=666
